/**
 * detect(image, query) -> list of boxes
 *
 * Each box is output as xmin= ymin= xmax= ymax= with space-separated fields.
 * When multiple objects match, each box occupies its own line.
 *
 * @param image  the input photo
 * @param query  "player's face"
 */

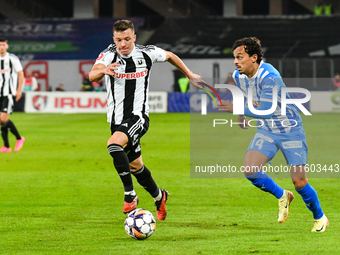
xmin=233 ymin=46 xmax=258 ymax=77
xmin=113 ymin=28 xmax=136 ymax=56
xmin=0 ymin=41 xmax=9 ymax=56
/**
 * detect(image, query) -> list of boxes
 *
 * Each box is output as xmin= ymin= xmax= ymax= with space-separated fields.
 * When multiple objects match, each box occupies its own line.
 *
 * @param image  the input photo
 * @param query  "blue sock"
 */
xmin=296 ymin=183 xmax=323 ymax=220
xmin=246 ymin=170 xmax=284 ymax=199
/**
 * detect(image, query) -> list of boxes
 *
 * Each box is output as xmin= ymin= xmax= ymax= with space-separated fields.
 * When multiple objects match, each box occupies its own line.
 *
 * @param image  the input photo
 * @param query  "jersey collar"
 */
xmin=248 ymin=60 xmax=264 ymax=81
xmin=118 ymin=44 xmax=136 ymax=58
xmin=0 ymin=52 xmax=8 ymax=59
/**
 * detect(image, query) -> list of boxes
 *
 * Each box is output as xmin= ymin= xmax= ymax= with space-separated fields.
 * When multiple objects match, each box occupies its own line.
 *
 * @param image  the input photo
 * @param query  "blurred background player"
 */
xmin=218 ymin=37 xmax=328 ymax=232
xmin=92 ymin=79 xmax=103 ymax=91
xmin=0 ymin=37 xmax=25 ymax=153
xmin=177 ymin=73 xmax=190 ymax=93
xmin=80 ymin=72 xmax=94 ymax=91
xmin=89 ymin=19 xmax=203 ymax=220
xmin=333 ymin=73 xmax=340 ymax=91
xmin=56 ymin=84 xmax=65 ymax=91
xmin=225 ymin=72 xmax=235 ymax=85
xmin=23 ymin=70 xmax=38 ymax=91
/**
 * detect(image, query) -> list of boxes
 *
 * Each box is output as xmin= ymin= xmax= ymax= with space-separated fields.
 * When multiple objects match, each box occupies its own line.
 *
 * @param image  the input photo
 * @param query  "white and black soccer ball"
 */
xmin=124 ymin=208 xmax=156 ymax=240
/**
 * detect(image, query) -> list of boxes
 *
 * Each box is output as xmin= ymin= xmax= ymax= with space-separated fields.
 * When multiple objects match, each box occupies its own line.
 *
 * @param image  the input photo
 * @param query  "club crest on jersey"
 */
xmin=112 ymin=70 xmax=148 ymax=80
xmin=245 ymin=99 xmax=261 ymax=107
xmin=97 ymin=52 xmax=109 ymax=62
xmin=97 ymin=53 xmax=104 ymax=60
xmin=253 ymin=100 xmax=261 ymax=106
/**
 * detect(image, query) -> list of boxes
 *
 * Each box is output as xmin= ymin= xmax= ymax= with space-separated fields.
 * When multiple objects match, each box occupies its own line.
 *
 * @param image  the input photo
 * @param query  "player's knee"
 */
xmin=130 ymin=161 xmax=143 ymax=172
xmin=131 ymin=165 xmax=151 ymax=181
xmin=0 ymin=116 xmax=8 ymax=124
xmin=107 ymin=136 xmax=117 ymax=146
xmin=107 ymin=132 xmax=128 ymax=147
xmin=107 ymin=138 xmax=123 ymax=147
xmin=292 ymin=178 xmax=308 ymax=190
xmin=243 ymin=164 xmax=260 ymax=176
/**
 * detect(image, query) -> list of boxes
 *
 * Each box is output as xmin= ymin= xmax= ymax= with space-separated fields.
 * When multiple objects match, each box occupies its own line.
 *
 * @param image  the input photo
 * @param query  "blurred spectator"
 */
xmin=225 ymin=72 xmax=235 ymax=85
xmin=314 ymin=1 xmax=324 ymax=15
xmin=23 ymin=70 xmax=38 ymax=91
xmin=81 ymin=72 xmax=94 ymax=91
xmin=324 ymin=1 xmax=332 ymax=15
xmin=333 ymin=73 xmax=340 ymax=91
xmin=92 ymin=79 xmax=103 ymax=91
xmin=314 ymin=0 xmax=332 ymax=15
xmin=56 ymin=84 xmax=65 ymax=91
xmin=177 ymin=73 xmax=190 ymax=93
xmin=219 ymin=72 xmax=236 ymax=93
xmin=172 ymin=69 xmax=189 ymax=92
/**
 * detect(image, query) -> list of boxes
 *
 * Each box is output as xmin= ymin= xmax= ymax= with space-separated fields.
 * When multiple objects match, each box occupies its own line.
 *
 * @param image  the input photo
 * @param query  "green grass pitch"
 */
xmin=0 ymin=112 xmax=339 ymax=254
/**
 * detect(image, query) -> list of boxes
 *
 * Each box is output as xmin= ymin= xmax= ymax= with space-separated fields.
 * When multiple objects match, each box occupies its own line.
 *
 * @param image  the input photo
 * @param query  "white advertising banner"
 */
xmin=310 ymin=91 xmax=340 ymax=113
xmin=24 ymin=92 xmax=168 ymax=113
xmin=148 ymin=92 xmax=168 ymax=113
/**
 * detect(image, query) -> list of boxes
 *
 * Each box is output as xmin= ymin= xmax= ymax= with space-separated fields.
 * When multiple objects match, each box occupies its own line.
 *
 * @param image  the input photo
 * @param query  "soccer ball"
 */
xmin=124 ymin=208 xmax=156 ymax=240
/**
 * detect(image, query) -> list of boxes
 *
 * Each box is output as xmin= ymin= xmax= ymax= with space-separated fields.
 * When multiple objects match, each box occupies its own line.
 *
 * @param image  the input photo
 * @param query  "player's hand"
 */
xmin=238 ymin=115 xmax=249 ymax=129
xmin=217 ymin=100 xmax=233 ymax=113
xmin=188 ymin=74 xmax=205 ymax=89
xmin=105 ymin=62 xmax=120 ymax=76
xmin=14 ymin=90 xmax=22 ymax=101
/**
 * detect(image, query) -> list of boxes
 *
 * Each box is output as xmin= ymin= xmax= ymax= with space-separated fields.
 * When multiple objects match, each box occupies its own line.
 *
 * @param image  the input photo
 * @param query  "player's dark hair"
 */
xmin=0 ymin=37 xmax=8 ymax=43
xmin=113 ymin=20 xmax=135 ymax=34
xmin=232 ymin=37 xmax=263 ymax=64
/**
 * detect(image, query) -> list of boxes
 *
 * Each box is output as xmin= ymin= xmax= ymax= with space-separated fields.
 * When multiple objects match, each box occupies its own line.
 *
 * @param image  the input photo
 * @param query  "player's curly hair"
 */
xmin=113 ymin=20 xmax=135 ymax=34
xmin=232 ymin=37 xmax=263 ymax=64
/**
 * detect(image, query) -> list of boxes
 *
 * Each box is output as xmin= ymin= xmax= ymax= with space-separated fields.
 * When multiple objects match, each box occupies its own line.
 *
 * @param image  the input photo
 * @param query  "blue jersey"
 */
xmin=233 ymin=61 xmax=303 ymax=134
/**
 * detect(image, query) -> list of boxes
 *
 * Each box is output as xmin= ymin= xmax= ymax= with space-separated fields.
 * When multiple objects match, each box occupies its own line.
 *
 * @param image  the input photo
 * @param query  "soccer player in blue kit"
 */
xmin=218 ymin=37 xmax=328 ymax=232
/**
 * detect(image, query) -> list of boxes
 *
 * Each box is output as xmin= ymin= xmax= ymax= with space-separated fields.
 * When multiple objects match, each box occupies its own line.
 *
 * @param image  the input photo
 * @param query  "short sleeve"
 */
xmin=11 ymin=55 xmax=23 ymax=72
xmin=149 ymin=46 xmax=166 ymax=63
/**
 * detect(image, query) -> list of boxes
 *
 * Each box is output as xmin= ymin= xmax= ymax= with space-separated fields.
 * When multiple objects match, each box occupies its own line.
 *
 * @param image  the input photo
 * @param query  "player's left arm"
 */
xmin=165 ymin=50 xmax=204 ymax=88
xmin=15 ymin=70 xmax=24 ymax=101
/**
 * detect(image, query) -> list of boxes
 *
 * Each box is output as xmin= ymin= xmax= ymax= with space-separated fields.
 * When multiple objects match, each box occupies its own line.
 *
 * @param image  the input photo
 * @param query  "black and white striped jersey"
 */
xmin=0 ymin=52 xmax=23 ymax=97
xmin=94 ymin=43 xmax=166 ymax=125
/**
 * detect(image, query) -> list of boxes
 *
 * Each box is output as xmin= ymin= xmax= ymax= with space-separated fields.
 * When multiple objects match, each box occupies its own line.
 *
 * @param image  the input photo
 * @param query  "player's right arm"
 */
xmin=89 ymin=63 xmax=120 ymax=82
xmin=217 ymin=101 xmax=250 ymax=129
xmin=90 ymin=47 xmax=118 ymax=82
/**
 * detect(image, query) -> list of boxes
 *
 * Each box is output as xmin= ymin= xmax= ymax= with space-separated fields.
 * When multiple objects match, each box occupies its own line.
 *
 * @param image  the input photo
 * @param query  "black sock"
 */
xmin=132 ymin=165 xmax=159 ymax=198
xmin=1 ymin=123 xmax=9 ymax=147
xmin=107 ymin=144 xmax=134 ymax=193
xmin=6 ymin=120 xmax=21 ymax=140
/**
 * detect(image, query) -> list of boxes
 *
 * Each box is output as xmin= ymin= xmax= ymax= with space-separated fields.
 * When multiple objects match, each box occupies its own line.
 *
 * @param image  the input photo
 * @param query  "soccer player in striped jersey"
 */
xmin=0 ymin=38 xmax=25 ymax=153
xmin=89 ymin=20 xmax=203 ymax=220
xmin=218 ymin=37 xmax=328 ymax=232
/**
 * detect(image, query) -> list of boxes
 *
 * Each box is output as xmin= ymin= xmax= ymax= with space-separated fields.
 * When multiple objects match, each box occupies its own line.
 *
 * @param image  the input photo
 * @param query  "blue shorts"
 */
xmin=247 ymin=129 xmax=308 ymax=166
